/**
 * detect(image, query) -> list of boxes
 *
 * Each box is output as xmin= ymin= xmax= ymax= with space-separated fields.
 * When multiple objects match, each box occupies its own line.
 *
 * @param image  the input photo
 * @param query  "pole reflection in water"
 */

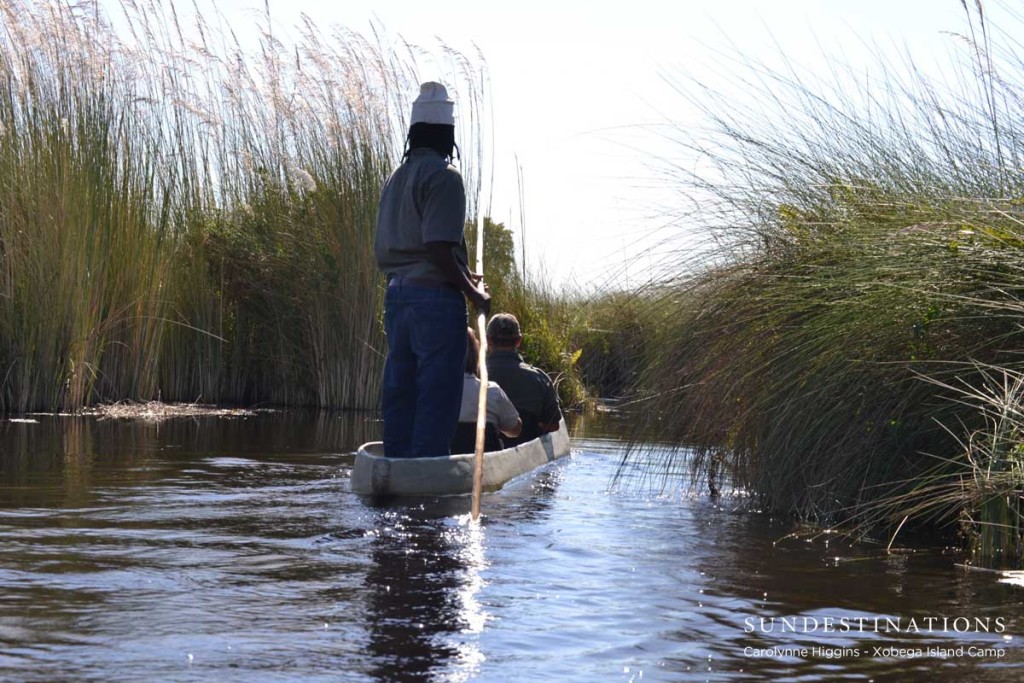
xmin=363 ymin=498 xmax=488 ymax=683
xmin=356 ymin=458 xmax=565 ymax=681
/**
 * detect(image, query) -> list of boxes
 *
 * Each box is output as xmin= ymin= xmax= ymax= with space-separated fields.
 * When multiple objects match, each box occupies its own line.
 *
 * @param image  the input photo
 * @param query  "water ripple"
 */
xmin=0 ymin=414 xmax=1021 ymax=681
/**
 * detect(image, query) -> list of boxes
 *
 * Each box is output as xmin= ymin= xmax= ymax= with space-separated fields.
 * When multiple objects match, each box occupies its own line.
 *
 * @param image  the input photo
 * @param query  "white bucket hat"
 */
xmin=410 ymin=82 xmax=455 ymax=126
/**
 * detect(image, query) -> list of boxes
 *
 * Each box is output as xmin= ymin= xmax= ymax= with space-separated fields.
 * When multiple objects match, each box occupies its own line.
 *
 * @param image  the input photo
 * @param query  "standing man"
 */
xmin=375 ymin=81 xmax=490 ymax=458
xmin=486 ymin=313 xmax=562 ymax=447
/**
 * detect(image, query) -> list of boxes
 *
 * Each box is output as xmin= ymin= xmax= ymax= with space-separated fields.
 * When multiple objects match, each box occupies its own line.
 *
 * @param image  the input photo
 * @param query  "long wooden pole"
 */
xmin=471 ymin=211 xmax=487 ymax=520
xmin=471 ymin=310 xmax=488 ymax=519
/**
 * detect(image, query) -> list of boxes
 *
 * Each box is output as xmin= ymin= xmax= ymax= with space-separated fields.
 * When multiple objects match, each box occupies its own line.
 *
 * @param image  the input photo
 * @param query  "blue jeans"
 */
xmin=382 ymin=283 xmax=467 ymax=458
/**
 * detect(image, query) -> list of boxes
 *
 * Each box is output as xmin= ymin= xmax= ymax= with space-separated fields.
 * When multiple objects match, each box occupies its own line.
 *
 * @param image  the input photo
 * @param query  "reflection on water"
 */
xmin=364 ymin=505 xmax=486 ymax=682
xmin=0 ymin=411 xmax=1022 ymax=681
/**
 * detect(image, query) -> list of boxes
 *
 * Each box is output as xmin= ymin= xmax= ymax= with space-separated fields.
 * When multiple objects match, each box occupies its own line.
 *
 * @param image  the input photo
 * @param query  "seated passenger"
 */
xmin=450 ymin=328 xmax=523 ymax=454
xmin=485 ymin=313 xmax=562 ymax=447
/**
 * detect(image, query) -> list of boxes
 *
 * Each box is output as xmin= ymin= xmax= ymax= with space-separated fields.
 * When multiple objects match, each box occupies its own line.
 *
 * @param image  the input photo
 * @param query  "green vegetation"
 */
xmin=620 ymin=2 xmax=1024 ymax=567
xmin=465 ymin=216 xmax=587 ymax=409
xmin=0 ymin=0 xmax=486 ymax=412
xmin=466 ymin=216 xmax=661 ymax=412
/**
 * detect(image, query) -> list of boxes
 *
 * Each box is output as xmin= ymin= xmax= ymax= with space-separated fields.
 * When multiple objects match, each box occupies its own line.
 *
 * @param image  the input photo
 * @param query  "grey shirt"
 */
xmin=375 ymin=148 xmax=468 ymax=283
xmin=458 ymin=373 xmax=521 ymax=432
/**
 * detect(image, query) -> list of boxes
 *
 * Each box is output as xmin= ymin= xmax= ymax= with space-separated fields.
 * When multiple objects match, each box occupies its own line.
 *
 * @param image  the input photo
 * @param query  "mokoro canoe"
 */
xmin=351 ymin=423 xmax=570 ymax=496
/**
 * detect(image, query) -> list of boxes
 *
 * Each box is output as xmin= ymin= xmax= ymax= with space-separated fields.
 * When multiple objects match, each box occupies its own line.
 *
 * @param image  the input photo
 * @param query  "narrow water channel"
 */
xmin=0 ymin=411 xmax=1021 ymax=681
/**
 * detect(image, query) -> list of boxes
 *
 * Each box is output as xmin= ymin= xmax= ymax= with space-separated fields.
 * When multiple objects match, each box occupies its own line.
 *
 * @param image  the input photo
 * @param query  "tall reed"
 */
xmin=0 ymin=0 xmax=487 ymax=412
xmin=850 ymin=364 xmax=1024 ymax=568
xmin=0 ymin=1 xmax=174 ymax=412
xmin=624 ymin=1 xmax=1024 ymax=563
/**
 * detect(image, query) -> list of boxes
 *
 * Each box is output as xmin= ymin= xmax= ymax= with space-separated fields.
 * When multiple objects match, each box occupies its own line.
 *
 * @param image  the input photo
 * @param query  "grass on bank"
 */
xmin=0 ymin=0 xmax=486 ymax=413
xmin=620 ymin=1 xmax=1024 ymax=566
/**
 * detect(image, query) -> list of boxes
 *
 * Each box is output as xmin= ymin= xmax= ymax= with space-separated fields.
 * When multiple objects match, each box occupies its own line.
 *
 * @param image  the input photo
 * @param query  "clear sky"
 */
xmin=161 ymin=1 xmax=987 ymax=289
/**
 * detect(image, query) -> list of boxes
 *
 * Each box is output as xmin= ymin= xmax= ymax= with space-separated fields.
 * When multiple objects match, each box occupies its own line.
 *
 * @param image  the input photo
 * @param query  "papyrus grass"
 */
xmin=0 ymin=0 xmax=487 ymax=411
xmin=624 ymin=2 xmax=1024 ymax=565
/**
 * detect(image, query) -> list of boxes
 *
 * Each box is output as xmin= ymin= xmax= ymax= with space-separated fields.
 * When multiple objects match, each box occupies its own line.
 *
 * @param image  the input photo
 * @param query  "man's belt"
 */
xmin=388 ymin=275 xmax=460 ymax=292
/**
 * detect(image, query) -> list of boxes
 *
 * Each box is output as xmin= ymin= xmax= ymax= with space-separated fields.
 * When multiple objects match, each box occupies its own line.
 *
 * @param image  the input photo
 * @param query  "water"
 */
xmin=0 ymin=411 xmax=1022 ymax=682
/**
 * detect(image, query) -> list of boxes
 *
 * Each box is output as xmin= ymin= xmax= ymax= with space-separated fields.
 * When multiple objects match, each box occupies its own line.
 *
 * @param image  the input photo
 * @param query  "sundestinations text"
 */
xmin=743 ymin=646 xmax=1006 ymax=660
xmin=744 ymin=616 xmax=1006 ymax=634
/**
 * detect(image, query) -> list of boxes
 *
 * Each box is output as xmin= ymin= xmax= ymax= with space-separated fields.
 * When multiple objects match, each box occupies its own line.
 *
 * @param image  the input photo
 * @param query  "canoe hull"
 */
xmin=351 ymin=423 xmax=570 ymax=496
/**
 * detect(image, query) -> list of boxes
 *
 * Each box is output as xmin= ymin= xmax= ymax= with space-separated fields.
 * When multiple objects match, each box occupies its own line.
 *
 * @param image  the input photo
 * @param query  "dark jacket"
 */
xmin=486 ymin=349 xmax=561 ymax=446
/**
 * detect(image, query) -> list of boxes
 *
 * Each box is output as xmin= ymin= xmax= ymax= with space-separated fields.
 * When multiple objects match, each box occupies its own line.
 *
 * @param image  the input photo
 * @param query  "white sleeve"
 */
xmin=487 ymin=383 xmax=520 ymax=431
